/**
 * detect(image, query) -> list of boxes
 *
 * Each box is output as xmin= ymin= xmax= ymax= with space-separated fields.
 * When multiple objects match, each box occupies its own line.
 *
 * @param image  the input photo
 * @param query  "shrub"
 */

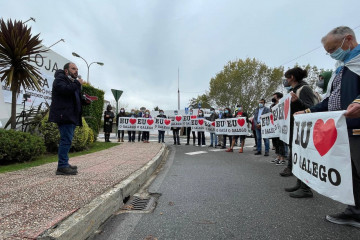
xmin=0 ymin=129 xmax=46 ymax=163
xmin=82 ymin=84 xmax=105 ymax=140
xmin=39 ymin=114 xmax=93 ymax=152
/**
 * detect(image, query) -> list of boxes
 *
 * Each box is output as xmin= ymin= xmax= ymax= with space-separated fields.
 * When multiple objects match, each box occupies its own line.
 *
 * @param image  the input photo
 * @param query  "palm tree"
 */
xmin=0 ymin=19 xmax=47 ymax=129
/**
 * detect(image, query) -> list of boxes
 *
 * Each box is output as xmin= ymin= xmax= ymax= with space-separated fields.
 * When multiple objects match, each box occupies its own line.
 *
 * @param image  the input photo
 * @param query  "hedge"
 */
xmin=0 ymin=129 xmax=46 ymax=163
xmin=82 ymin=84 xmax=105 ymax=140
xmin=39 ymin=114 xmax=94 ymax=152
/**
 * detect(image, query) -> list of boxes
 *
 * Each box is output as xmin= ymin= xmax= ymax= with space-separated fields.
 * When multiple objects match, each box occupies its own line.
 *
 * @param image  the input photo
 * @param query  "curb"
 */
xmin=38 ymin=144 xmax=168 ymax=240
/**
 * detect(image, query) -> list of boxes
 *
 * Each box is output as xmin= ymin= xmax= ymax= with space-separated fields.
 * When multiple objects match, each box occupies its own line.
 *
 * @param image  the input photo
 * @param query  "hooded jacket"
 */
xmin=48 ymin=69 xmax=85 ymax=126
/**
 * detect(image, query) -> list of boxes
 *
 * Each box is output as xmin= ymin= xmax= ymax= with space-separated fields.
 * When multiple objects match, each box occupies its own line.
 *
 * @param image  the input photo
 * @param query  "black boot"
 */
xmin=290 ymin=182 xmax=313 ymax=198
xmin=285 ymin=179 xmax=301 ymax=192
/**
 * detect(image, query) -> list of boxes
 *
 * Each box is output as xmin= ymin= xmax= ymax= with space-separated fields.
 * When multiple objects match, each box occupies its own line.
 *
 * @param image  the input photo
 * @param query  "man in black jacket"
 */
xmin=49 ymin=62 xmax=86 ymax=175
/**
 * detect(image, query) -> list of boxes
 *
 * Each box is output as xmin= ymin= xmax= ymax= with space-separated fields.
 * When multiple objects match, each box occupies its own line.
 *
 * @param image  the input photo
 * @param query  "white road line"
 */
xmin=185 ymin=151 xmax=208 ymax=155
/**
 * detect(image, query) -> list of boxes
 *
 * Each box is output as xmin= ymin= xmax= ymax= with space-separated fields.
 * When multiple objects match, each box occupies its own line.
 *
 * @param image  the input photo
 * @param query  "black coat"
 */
xmin=48 ymin=70 xmax=86 ymax=126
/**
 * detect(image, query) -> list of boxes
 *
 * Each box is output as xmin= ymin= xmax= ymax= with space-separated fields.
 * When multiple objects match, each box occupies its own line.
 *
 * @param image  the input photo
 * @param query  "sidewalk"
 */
xmin=0 ymin=142 xmax=165 ymax=240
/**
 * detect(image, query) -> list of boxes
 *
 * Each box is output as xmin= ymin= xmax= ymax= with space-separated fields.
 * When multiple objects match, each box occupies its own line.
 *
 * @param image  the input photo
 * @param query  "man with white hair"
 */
xmin=298 ymin=26 xmax=360 ymax=228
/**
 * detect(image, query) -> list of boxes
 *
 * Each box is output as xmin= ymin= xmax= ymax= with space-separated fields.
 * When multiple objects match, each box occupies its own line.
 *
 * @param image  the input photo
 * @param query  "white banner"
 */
xmin=204 ymin=119 xmax=215 ymax=133
xmin=118 ymin=117 xmax=137 ymax=131
xmin=182 ymin=115 xmax=196 ymax=127
xmin=136 ymin=118 xmax=155 ymax=131
xmin=215 ymin=118 xmax=248 ymax=135
xmin=292 ymin=111 xmax=354 ymax=205
xmin=191 ymin=118 xmax=205 ymax=132
xmin=261 ymin=112 xmax=280 ymax=139
xmin=171 ymin=115 xmax=183 ymax=127
xmin=271 ymin=94 xmax=291 ymax=143
xmin=155 ymin=118 xmax=172 ymax=131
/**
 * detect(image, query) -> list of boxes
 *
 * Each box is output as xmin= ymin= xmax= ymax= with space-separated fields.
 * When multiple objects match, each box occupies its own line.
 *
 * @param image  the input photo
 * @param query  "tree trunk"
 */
xmin=10 ymin=89 xmax=17 ymax=129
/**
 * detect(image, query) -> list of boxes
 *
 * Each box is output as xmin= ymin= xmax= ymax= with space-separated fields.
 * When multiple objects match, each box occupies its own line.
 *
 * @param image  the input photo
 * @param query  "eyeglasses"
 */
xmin=326 ymin=36 xmax=347 ymax=55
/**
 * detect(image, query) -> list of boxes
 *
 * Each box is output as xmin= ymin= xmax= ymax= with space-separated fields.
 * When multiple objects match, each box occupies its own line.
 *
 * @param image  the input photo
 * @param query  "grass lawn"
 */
xmin=0 ymin=142 xmax=119 ymax=174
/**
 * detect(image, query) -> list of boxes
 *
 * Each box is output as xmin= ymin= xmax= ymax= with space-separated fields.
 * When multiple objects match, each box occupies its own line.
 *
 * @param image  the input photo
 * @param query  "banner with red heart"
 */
xmin=117 ymin=117 xmax=137 ymax=131
xmin=292 ymin=111 xmax=353 ymax=205
xmin=214 ymin=118 xmax=248 ymax=135
xmin=270 ymin=94 xmax=291 ymax=144
xmin=237 ymin=118 xmax=245 ymax=127
xmin=260 ymin=112 xmax=279 ymax=139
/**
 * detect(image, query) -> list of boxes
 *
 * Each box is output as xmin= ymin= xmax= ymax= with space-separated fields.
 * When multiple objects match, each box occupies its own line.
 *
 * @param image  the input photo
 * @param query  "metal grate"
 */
xmin=122 ymin=196 xmax=151 ymax=211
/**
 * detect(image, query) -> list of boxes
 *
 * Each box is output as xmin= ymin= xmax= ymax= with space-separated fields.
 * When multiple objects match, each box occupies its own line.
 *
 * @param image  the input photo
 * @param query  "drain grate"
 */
xmin=120 ymin=193 xmax=161 ymax=213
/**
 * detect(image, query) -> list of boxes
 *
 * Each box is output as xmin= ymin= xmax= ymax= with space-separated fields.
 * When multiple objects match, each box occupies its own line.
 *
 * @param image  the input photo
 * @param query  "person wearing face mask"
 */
xmin=217 ymin=109 xmax=224 ymax=147
xmin=185 ymin=109 xmax=197 ymax=145
xmin=317 ymin=71 xmax=332 ymax=95
xmin=221 ymin=108 xmax=233 ymax=149
xmin=49 ymin=62 xmax=88 ymax=175
xmin=103 ymin=105 xmax=115 ymax=142
xmin=197 ymin=109 xmax=206 ymax=146
xmin=282 ymin=67 xmax=319 ymax=198
xmin=208 ymin=108 xmax=218 ymax=147
xmin=226 ymin=105 xmax=248 ymax=153
xmin=137 ymin=107 xmax=146 ymax=142
xmin=253 ymin=99 xmax=270 ymax=156
xmin=295 ymin=26 xmax=360 ymax=227
xmin=116 ymin=108 xmax=126 ymax=142
xmin=171 ymin=110 xmax=181 ymax=145
xmin=157 ymin=109 xmax=167 ymax=143
xmin=142 ymin=110 xmax=152 ymax=143
xmin=127 ymin=109 xmax=137 ymax=142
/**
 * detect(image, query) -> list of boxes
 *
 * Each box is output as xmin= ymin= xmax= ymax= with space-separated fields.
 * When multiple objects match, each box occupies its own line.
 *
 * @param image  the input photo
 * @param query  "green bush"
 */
xmin=39 ymin=114 xmax=93 ymax=152
xmin=82 ymin=84 xmax=105 ymax=140
xmin=0 ymin=129 xmax=46 ymax=163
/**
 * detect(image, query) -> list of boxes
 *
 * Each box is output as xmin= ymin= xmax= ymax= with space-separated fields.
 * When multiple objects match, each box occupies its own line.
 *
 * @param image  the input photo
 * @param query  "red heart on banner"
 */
xmin=270 ymin=114 xmax=274 ymax=125
xmin=129 ymin=118 xmax=136 ymax=125
xmin=176 ymin=116 xmax=182 ymax=122
xmin=237 ymin=118 xmax=245 ymax=126
xmin=147 ymin=119 xmax=154 ymax=125
xmin=284 ymin=98 xmax=290 ymax=120
xmin=198 ymin=119 xmax=204 ymax=125
xmin=164 ymin=119 xmax=171 ymax=125
xmin=191 ymin=115 xmax=197 ymax=119
xmin=313 ymin=119 xmax=337 ymax=157
xmin=211 ymin=122 xmax=215 ymax=127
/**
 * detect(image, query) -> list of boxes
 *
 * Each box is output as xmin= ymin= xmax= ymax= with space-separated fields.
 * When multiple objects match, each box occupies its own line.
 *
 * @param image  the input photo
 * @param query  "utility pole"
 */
xmin=178 ymin=68 xmax=180 ymax=110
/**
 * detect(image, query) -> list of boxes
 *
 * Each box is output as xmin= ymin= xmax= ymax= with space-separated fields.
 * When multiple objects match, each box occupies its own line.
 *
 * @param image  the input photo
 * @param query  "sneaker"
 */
xmin=289 ymin=188 xmax=313 ymax=198
xmin=226 ymin=148 xmax=233 ymax=152
xmin=220 ymin=146 xmax=226 ymax=149
xmin=185 ymin=143 xmax=189 ymax=145
xmin=280 ymin=167 xmax=293 ymax=177
xmin=326 ymin=212 xmax=360 ymax=228
xmin=276 ymin=160 xmax=286 ymax=166
xmin=239 ymin=147 xmax=243 ymax=153
xmin=56 ymin=167 xmax=77 ymax=175
xmin=271 ymin=158 xmax=278 ymax=163
xmin=209 ymin=144 xmax=213 ymax=147
xmin=254 ymin=151 xmax=261 ymax=155
xmin=69 ymin=165 xmax=77 ymax=170
xmin=264 ymin=152 xmax=269 ymax=156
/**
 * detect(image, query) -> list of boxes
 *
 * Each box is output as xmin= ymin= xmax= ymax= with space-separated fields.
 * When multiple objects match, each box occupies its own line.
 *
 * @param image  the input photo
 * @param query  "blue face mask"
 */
xmin=330 ymin=37 xmax=350 ymax=61
xmin=131 ymin=112 xmax=135 ymax=114
xmin=285 ymin=86 xmax=292 ymax=91
xmin=225 ymin=110 xmax=229 ymax=114
xmin=259 ymin=103 xmax=264 ymax=108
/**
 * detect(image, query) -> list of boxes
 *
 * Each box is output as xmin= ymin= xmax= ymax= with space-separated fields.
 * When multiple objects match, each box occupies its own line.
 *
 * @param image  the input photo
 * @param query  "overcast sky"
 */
xmin=1 ymin=0 xmax=360 ymax=111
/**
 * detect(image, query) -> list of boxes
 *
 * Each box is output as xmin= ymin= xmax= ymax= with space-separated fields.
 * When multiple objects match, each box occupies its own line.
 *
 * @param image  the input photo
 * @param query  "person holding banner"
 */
xmin=253 ymin=99 xmax=270 ymax=156
xmin=127 ymin=109 xmax=137 ymax=142
xmin=226 ymin=105 xmax=248 ymax=153
xmin=217 ymin=109 xmax=224 ymax=147
xmin=142 ymin=110 xmax=152 ymax=143
xmin=137 ymin=107 xmax=146 ymax=142
xmin=282 ymin=67 xmax=319 ymax=197
xmin=116 ymin=108 xmax=126 ymax=142
xmin=171 ymin=110 xmax=181 ymax=145
xmin=185 ymin=109 xmax=197 ymax=146
xmin=297 ymin=26 xmax=360 ymax=227
xmin=221 ymin=108 xmax=233 ymax=149
xmin=157 ymin=110 xmax=167 ymax=143
xmin=208 ymin=108 xmax=218 ymax=147
xmin=270 ymin=92 xmax=286 ymax=165
xmin=197 ymin=110 xmax=206 ymax=146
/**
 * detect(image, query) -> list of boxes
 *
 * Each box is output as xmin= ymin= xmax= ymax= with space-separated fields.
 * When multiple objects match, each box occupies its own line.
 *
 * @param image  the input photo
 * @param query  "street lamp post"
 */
xmin=48 ymin=39 xmax=65 ymax=48
xmin=72 ymin=52 xmax=104 ymax=84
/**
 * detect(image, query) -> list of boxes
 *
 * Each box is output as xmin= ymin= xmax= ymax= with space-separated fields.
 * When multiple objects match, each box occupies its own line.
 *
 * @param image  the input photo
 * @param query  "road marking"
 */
xmin=185 ymin=151 xmax=208 ymax=155
xmin=209 ymin=149 xmax=225 ymax=152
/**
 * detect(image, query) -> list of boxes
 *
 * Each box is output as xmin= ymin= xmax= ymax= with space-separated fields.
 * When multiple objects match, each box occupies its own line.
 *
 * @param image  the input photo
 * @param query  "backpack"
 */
xmin=295 ymin=85 xmax=321 ymax=105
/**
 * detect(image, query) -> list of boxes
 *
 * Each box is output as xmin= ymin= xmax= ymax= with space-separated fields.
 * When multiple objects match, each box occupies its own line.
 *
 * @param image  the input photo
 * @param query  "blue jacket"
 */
xmin=253 ymin=107 xmax=270 ymax=125
xmin=309 ymin=66 xmax=360 ymax=134
xmin=49 ymin=70 xmax=85 ymax=126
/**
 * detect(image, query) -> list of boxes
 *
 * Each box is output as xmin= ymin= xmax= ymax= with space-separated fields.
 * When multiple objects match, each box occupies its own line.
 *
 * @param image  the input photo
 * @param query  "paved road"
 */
xmin=92 ymin=136 xmax=359 ymax=240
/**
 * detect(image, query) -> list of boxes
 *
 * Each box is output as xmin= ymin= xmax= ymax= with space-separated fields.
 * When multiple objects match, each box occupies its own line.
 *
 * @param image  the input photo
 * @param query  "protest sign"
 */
xmin=292 ymin=111 xmax=354 ymax=205
xmin=155 ymin=118 xmax=172 ymax=131
xmin=204 ymin=119 xmax=215 ymax=133
xmin=171 ymin=115 xmax=183 ymax=127
xmin=183 ymin=115 xmax=196 ymax=127
xmin=191 ymin=118 xmax=205 ymax=132
xmin=261 ymin=112 xmax=279 ymax=139
xmin=136 ymin=118 xmax=155 ymax=131
xmin=215 ymin=118 xmax=248 ymax=135
xmin=271 ymin=94 xmax=291 ymax=143
xmin=118 ymin=117 xmax=137 ymax=131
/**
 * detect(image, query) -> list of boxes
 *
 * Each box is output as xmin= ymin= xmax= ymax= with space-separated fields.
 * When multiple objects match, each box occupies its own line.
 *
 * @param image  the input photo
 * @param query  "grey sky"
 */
xmin=1 ymin=0 xmax=360 ymax=110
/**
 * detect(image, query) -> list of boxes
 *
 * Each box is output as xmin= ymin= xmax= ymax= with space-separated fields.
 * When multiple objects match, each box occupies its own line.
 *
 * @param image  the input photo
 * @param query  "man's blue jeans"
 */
xmin=58 ymin=124 xmax=76 ymax=169
xmin=255 ymin=128 xmax=269 ymax=153
xmin=210 ymin=133 xmax=217 ymax=146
